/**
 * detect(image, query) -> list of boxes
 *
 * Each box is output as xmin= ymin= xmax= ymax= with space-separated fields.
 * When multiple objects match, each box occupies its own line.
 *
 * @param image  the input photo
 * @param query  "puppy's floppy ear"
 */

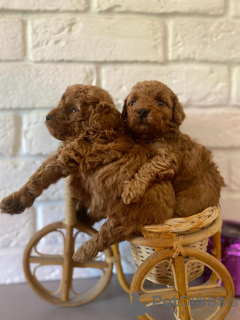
xmin=121 ymin=96 xmax=128 ymax=122
xmin=172 ymin=94 xmax=185 ymax=125
xmin=89 ymin=102 xmax=122 ymax=131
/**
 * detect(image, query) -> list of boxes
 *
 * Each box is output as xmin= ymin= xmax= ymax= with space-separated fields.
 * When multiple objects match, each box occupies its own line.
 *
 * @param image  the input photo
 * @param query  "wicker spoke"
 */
xmin=29 ymin=255 xmax=64 ymax=265
xmin=187 ymin=286 xmax=227 ymax=298
xmin=139 ymin=289 xmax=179 ymax=303
xmin=29 ymin=255 xmax=108 ymax=270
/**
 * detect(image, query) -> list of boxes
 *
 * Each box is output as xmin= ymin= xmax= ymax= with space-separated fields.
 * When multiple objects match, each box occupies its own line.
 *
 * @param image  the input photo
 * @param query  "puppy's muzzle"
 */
xmin=138 ymin=108 xmax=149 ymax=119
xmin=46 ymin=114 xmax=52 ymax=122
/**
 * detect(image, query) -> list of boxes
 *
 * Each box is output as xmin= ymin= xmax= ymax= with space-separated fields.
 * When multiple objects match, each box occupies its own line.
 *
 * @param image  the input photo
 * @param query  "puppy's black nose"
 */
xmin=138 ymin=108 xmax=149 ymax=119
xmin=46 ymin=114 xmax=52 ymax=121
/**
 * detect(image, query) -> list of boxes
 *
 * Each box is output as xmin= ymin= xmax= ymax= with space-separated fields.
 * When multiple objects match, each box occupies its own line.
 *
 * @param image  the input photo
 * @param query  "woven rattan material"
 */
xmin=130 ymin=238 xmax=209 ymax=285
xmin=142 ymin=206 xmax=220 ymax=237
xmin=130 ymin=206 xmax=220 ymax=285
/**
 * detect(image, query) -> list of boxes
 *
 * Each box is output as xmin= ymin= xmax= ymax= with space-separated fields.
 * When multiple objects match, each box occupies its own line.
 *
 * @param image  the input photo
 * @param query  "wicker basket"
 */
xmin=130 ymin=206 xmax=220 ymax=285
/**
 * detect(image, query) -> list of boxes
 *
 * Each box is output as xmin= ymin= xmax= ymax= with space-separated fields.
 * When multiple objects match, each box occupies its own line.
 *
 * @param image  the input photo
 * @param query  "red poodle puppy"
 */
xmin=121 ymin=80 xmax=225 ymax=217
xmin=0 ymin=84 xmax=175 ymax=263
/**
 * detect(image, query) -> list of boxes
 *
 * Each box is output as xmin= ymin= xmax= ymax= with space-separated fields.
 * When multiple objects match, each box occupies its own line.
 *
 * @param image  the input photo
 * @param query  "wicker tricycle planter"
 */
xmin=23 ymin=178 xmax=234 ymax=319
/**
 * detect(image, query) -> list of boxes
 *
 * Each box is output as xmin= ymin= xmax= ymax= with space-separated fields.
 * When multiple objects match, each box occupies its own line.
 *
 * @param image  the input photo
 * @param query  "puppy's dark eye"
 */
xmin=157 ymin=100 xmax=164 ymax=106
xmin=71 ymin=107 xmax=77 ymax=113
xmin=131 ymin=100 xmax=136 ymax=106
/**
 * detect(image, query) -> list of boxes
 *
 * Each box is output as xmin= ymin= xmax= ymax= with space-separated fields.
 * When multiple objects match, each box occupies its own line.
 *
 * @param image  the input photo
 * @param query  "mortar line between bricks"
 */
xmin=0 ymin=60 xmax=238 ymax=67
xmin=163 ymin=18 xmax=168 ymax=63
xmin=0 ymin=11 xmax=230 ymax=20
xmin=95 ymin=64 xmax=102 ymax=87
xmin=25 ymin=18 xmax=31 ymax=61
xmin=89 ymin=0 xmax=94 ymax=13
xmin=229 ymin=66 xmax=234 ymax=105
xmin=97 ymin=64 xmax=104 ymax=88
xmin=225 ymin=0 xmax=230 ymax=17
xmin=224 ymin=65 xmax=231 ymax=105
xmin=231 ymin=68 xmax=238 ymax=105
xmin=21 ymin=18 xmax=27 ymax=60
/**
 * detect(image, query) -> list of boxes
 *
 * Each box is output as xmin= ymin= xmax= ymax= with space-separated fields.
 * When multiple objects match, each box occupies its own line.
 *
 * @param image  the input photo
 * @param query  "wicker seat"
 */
xmin=130 ymin=206 xmax=219 ymax=285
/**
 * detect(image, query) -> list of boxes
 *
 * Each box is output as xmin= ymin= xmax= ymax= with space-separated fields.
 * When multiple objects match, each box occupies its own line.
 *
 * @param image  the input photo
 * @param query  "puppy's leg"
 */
xmin=73 ymin=216 xmax=135 ymax=263
xmin=76 ymin=202 xmax=102 ymax=227
xmin=74 ymin=181 xmax=176 ymax=263
xmin=0 ymin=148 xmax=73 ymax=214
xmin=75 ymin=201 xmax=92 ymax=225
xmin=122 ymin=154 xmax=176 ymax=204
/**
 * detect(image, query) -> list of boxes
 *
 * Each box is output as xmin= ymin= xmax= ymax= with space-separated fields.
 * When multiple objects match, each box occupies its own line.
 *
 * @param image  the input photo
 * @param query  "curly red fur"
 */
xmin=0 ymin=84 xmax=176 ymax=263
xmin=122 ymin=80 xmax=225 ymax=217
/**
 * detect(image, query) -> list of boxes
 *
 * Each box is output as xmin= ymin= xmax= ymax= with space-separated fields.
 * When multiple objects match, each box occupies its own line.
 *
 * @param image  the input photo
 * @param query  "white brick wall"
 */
xmin=232 ymin=67 xmax=240 ymax=104
xmin=171 ymin=20 xmax=240 ymax=62
xmin=0 ymin=64 xmax=96 ymax=108
xmin=0 ymin=208 xmax=36 ymax=248
xmin=230 ymin=0 xmax=240 ymax=17
xmin=0 ymin=159 xmax=64 ymax=201
xmin=93 ymin=0 xmax=225 ymax=15
xmin=23 ymin=112 xmax=60 ymax=155
xmin=31 ymin=17 xmax=165 ymax=62
xmin=181 ymin=108 xmax=240 ymax=148
xmin=0 ymin=18 xmax=24 ymax=60
xmin=102 ymin=65 xmax=229 ymax=107
xmin=0 ymin=0 xmax=240 ymax=285
xmin=0 ymin=114 xmax=20 ymax=155
xmin=0 ymin=0 xmax=88 ymax=11
xmin=229 ymin=153 xmax=240 ymax=191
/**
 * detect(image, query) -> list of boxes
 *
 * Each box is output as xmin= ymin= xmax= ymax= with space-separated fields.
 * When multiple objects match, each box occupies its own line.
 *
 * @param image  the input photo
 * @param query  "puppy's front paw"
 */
xmin=121 ymin=181 xmax=142 ymax=205
xmin=0 ymin=191 xmax=34 ymax=214
xmin=72 ymin=249 xmax=89 ymax=263
xmin=73 ymin=241 xmax=99 ymax=263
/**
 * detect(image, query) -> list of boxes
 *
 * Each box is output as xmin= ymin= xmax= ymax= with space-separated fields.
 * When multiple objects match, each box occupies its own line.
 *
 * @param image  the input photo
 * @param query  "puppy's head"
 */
xmin=46 ymin=84 xmax=121 ymax=140
xmin=122 ymin=81 xmax=185 ymax=139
